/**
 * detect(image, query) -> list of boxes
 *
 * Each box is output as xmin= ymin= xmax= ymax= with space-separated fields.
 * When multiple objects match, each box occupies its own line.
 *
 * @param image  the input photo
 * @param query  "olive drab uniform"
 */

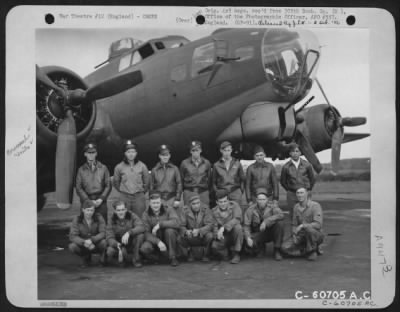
xmin=245 ymin=160 xmax=279 ymax=203
xmin=282 ymin=200 xmax=324 ymax=257
xmin=210 ymin=200 xmax=243 ymax=258
xmin=243 ymin=202 xmax=284 ymax=254
xmin=151 ymin=161 xmax=182 ymax=208
xmin=140 ymin=205 xmax=181 ymax=261
xmin=69 ymin=213 xmax=107 ymax=262
xmin=280 ymin=158 xmax=315 ymax=216
xmin=106 ymin=211 xmax=145 ymax=265
xmin=75 ymin=161 xmax=111 ymax=223
xmin=212 ymin=158 xmax=245 ymax=208
xmin=180 ymin=156 xmax=212 ymax=206
xmin=113 ymin=160 xmax=150 ymax=217
xmin=179 ymin=204 xmax=214 ymax=259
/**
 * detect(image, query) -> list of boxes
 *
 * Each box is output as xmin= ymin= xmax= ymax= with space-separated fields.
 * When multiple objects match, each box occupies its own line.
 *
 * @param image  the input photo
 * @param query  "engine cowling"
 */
xmin=36 ymin=66 xmax=96 ymax=147
xmin=298 ymin=103 xmax=340 ymax=153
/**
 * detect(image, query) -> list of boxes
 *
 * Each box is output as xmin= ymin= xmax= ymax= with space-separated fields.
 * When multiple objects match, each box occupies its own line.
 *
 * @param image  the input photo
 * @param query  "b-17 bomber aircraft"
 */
xmin=36 ymin=28 xmax=369 ymax=210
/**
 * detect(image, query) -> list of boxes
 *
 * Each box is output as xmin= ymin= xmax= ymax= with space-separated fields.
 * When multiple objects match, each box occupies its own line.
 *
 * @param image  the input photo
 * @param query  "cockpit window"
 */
xmin=262 ymin=29 xmax=320 ymax=99
xmin=281 ymin=50 xmax=300 ymax=76
xmin=138 ymin=43 xmax=155 ymax=59
xmin=155 ymin=42 xmax=165 ymax=50
xmin=118 ymin=53 xmax=132 ymax=72
xmin=131 ymin=51 xmax=142 ymax=66
xmin=191 ymin=42 xmax=215 ymax=77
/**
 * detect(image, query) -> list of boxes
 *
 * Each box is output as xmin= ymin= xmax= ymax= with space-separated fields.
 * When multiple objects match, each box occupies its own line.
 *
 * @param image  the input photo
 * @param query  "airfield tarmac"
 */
xmin=37 ymin=181 xmax=370 ymax=301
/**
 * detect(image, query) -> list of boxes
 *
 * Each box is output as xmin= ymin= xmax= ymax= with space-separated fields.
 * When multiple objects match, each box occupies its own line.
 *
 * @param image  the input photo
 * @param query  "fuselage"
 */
xmin=83 ymin=28 xmax=320 ymax=170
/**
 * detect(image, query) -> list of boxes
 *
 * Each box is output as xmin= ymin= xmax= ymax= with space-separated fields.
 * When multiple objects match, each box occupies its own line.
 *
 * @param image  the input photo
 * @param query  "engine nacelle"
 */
xmin=217 ymin=101 xmax=297 ymax=144
xmin=36 ymin=66 xmax=97 ymax=147
xmin=300 ymin=104 xmax=340 ymax=153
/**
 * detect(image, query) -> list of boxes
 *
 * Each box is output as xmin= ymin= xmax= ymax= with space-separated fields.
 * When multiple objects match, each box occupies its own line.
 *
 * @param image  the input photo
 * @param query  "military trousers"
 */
xmin=106 ymin=233 xmax=144 ymax=262
xmin=119 ymin=191 xmax=146 ymax=218
xmin=211 ymin=224 xmax=243 ymax=256
xmin=140 ymin=228 xmax=179 ymax=260
xmin=245 ymin=221 xmax=284 ymax=254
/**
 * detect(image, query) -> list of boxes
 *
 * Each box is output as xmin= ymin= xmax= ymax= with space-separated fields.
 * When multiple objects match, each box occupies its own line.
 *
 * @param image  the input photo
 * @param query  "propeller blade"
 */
xmin=342 ymin=132 xmax=370 ymax=144
xmin=341 ymin=117 xmax=367 ymax=127
xmin=85 ymin=70 xmax=143 ymax=101
xmin=55 ymin=110 xmax=76 ymax=209
xmin=331 ymin=127 xmax=343 ymax=174
xmin=36 ymin=65 xmax=64 ymax=94
xmin=296 ymin=128 xmax=323 ymax=173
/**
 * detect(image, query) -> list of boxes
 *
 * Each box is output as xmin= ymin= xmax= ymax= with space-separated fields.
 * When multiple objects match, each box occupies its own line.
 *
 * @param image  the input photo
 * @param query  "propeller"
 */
xmin=296 ymin=126 xmax=323 ymax=173
xmin=36 ymin=65 xmax=143 ymax=208
xmin=315 ymin=79 xmax=367 ymax=174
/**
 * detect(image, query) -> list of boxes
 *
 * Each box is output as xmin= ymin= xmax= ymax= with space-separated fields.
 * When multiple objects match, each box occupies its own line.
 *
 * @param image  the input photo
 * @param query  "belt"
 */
xmin=87 ymin=193 xmax=102 ymax=199
xmin=185 ymin=187 xmax=208 ymax=193
xmin=160 ymin=192 xmax=175 ymax=200
xmin=227 ymin=186 xmax=240 ymax=193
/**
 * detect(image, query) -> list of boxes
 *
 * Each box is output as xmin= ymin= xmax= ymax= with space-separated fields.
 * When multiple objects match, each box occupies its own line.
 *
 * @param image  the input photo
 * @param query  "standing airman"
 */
xmin=180 ymin=141 xmax=212 ymax=206
xmin=280 ymin=143 xmax=315 ymax=217
xmin=150 ymin=144 xmax=182 ymax=208
xmin=245 ymin=145 xmax=279 ymax=206
xmin=75 ymin=142 xmax=111 ymax=223
xmin=113 ymin=140 xmax=150 ymax=217
xmin=212 ymin=141 xmax=245 ymax=209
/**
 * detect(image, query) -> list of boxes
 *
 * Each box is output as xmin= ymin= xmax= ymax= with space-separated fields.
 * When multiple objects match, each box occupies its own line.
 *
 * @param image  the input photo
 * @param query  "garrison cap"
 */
xmin=84 ymin=142 xmax=97 ymax=153
xmin=124 ymin=140 xmax=137 ymax=152
xmin=158 ymin=144 xmax=171 ymax=155
xmin=82 ymin=199 xmax=95 ymax=209
xmin=220 ymin=141 xmax=232 ymax=150
xmin=189 ymin=140 xmax=202 ymax=150
xmin=215 ymin=189 xmax=229 ymax=200
xmin=253 ymin=145 xmax=265 ymax=155
xmin=149 ymin=190 xmax=161 ymax=200
xmin=255 ymin=187 xmax=269 ymax=197
xmin=188 ymin=192 xmax=200 ymax=203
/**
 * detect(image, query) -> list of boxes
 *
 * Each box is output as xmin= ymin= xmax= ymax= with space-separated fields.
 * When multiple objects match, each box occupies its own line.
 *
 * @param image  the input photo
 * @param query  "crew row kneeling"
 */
xmin=69 ymin=187 xmax=324 ymax=267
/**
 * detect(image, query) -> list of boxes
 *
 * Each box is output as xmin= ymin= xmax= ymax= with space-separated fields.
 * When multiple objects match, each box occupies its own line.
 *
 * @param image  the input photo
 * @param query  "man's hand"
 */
xmin=259 ymin=221 xmax=267 ymax=232
xmin=192 ymin=229 xmax=199 ymax=237
xmin=121 ymin=232 xmax=130 ymax=245
xmin=84 ymin=239 xmax=92 ymax=248
xmin=173 ymin=200 xmax=180 ymax=208
xmin=152 ymin=223 xmax=160 ymax=235
xmin=185 ymin=230 xmax=193 ymax=237
xmin=217 ymin=227 xmax=225 ymax=240
xmin=264 ymin=218 xmax=273 ymax=228
xmin=157 ymin=241 xmax=167 ymax=252
xmin=292 ymin=233 xmax=299 ymax=244
xmin=247 ymin=237 xmax=254 ymax=247
xmin=94 ymin=198 xmax=103 ymax=207
xmin=294 ymin=224 xmax=304 ymax=235
xmin=88 ymin=243 xmax=96 ymax=251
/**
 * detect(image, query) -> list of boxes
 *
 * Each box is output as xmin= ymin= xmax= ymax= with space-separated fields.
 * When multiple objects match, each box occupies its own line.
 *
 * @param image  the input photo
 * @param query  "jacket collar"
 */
xmin=253 ymin=160 xmax=269 ymax=168
xmin=186 ymin=206 xmax=206 ymax=219
xmin=84 ymin=161 xmax=102 ymax=170
xmin=188 ymin=156 xmax=205 ymax=165
xmin=148 ymin=204 xmax=167 ymax=217
xmin=155 ymin=161 xmax=173 ymax=169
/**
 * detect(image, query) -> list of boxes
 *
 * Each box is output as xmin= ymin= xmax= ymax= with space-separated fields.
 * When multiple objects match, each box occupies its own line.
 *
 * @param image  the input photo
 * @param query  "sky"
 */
xmin=36 ymin=27 xmax=370 ymax=164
